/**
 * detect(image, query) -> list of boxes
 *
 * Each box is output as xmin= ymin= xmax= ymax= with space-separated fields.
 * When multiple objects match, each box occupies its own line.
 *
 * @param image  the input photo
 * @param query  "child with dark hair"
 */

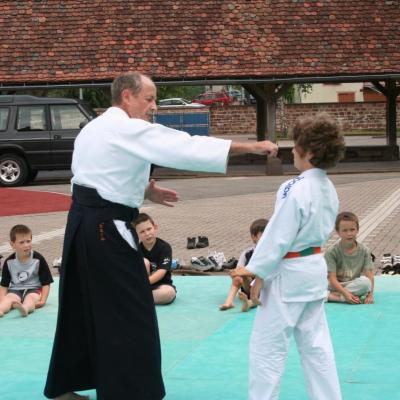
xmin=232 ymin=113 xmax=345 ymax=400
xmin=133 ymin=213 xmax=176 ymax=305
xmin=0 ymin=224 xmax=53 ymax=317
xmin=325 ymin=211 xmax=374 ymax=304
xmin=219 ymin=218 xmax=268 ymax=312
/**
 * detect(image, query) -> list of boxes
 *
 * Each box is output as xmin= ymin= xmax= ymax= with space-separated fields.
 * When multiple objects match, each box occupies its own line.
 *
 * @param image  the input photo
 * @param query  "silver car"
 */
xmin=158 ymin=98 xmax=205 ymax=108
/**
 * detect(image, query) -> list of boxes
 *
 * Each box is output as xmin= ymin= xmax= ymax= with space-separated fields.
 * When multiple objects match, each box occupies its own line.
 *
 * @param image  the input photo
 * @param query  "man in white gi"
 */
xmin=232 ymin=113 xmax=345 ymax=400
xmin=44 ymin=71 xmax=278 ymax=400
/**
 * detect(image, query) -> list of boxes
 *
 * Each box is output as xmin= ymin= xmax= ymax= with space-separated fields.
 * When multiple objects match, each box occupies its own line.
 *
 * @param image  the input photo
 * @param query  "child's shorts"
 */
xmin=8 ymin=288 xmax=41 ymax=301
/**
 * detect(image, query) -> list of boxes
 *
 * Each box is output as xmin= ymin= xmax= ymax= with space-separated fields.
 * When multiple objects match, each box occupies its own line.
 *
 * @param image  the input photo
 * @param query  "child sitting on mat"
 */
xmin=0 ymin=224 xmax=53 ymax=317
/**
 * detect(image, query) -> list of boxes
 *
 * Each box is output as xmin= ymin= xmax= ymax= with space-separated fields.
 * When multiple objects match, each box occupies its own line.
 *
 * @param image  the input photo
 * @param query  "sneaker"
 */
xmin=208 ymin=255 xmax=222 ymax=271
xmin=381 ymin=253 xmax=393 ymax=274
xmin=392 ymin=255 xmax=400 ymax=268
xmin=222 ymin=257 xmax=238 ymax=270
xmin=195 ymin=236 xmax=209 ymax=248
xmin=187 ymin=237 xmax=196 ymax=249
xmin=53 ymin=257 xmax=62 ymax=269
xmin=191 ymin=256 xmax=214 ymax=272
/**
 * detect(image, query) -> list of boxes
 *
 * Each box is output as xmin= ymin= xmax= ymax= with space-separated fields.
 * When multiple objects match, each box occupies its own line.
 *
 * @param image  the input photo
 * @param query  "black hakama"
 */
xmin=44 ymin=185 xmax=165 ymax=399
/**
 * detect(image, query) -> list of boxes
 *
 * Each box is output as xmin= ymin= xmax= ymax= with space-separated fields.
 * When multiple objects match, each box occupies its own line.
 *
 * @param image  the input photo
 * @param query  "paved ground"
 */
xmin=1 ymin=167 xmax=399 ymax=275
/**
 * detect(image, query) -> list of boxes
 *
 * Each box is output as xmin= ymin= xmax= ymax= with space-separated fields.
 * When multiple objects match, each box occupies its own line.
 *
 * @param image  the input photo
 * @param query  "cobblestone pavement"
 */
xmin=0 ymin=171 xmax=399 ymax=275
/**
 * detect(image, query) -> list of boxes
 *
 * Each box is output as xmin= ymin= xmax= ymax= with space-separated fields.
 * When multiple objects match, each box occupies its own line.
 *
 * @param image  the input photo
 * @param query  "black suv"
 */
xmin=0 ymin=95 xmax=97 ymax=186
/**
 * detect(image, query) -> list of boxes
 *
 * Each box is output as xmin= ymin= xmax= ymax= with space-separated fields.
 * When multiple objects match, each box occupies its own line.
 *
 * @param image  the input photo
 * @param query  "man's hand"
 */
xmin=251 ymin=140 xmax=279 ymax=157
xmin=145 ymin=179 xmax=179 ymax=207
xmin=230 ymin=140 xmax=278 ymax=157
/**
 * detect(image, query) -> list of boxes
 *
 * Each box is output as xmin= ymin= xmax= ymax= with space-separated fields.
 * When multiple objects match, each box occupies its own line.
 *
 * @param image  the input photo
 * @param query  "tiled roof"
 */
xmin=0 ymin=0 xmax=399 ymax=85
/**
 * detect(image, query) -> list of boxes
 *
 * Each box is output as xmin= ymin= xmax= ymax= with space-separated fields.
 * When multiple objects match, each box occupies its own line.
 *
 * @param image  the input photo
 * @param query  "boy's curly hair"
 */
xmin=292 ymin=113 xmax=345 ymax=169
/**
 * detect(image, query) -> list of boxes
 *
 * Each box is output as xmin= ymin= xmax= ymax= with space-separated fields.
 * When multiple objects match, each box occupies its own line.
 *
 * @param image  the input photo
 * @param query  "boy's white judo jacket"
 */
xmin=244 ymin=167 xmax=342 ymax=400
xmin=246 ymin=167 xmax=338 ymax=301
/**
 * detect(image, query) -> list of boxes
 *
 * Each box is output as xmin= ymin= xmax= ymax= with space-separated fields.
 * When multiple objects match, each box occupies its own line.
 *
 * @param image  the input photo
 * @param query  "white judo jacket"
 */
xmin=72 ymin=107 xmax=231 ymax=208
xmin=246 ymin=168 xmax=339 ymax=302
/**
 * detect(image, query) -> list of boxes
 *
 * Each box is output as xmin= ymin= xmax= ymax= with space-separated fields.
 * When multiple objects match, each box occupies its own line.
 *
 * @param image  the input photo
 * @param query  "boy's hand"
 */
xmin=364 ymin=292 xmax=374 ymax=304
xmin=250 ymin=278 xmax=263 ymax=306
xmin=344 ymin=291 xmax=361 ymax=304
xmin=230 ymin=266 xmax=254 ymax=278
xmin=35 ymin=299 xmax=46 ymax=309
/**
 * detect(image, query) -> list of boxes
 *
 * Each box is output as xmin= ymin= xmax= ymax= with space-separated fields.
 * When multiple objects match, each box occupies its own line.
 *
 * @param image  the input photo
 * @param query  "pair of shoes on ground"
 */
xmin=190 ymin=255 xmax=238 ymax=272
xmin=191 ymin=256 xmax=215 ymax=272
xmin=381 ymin=253 xmax=400 ymax=275
xmin=187 ymin=236 xmax=209 ymax=249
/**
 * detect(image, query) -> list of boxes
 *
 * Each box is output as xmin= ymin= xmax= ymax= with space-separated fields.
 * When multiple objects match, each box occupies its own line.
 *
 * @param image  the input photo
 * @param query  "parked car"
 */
xmin=158 ymin=98 xmax=205 ymax=108
xmin=0 ymin=95 xmax=97 ymax=187
xmin=192 ymin=91 xmax=234 ymax=106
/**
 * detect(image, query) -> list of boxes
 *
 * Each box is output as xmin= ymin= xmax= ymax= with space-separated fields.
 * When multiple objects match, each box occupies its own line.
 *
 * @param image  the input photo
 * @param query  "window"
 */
xmin=0 ymin=107 xmax=9 ymax=131
xmin=17 ymin=106 xmax=46 ymax=131
xmin=50 ymin=104 xmax=89 ymax=130
xmin=338 ymin=92 xmax=355 ymax=103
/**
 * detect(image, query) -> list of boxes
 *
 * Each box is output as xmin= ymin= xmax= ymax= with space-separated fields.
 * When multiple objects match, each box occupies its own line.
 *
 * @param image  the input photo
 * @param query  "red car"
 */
xmin=192 ymin=91 xmax=234 ymax=106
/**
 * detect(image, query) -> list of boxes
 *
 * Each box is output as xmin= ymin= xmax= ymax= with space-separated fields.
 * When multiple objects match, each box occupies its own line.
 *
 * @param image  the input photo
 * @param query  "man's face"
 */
xmin=135 ymin=220 xmax=157 ymax=249
xmin=122 ymin=76 xmax=157 ymax=121
xmin=11 ymin=233 xmax=32 ymax=259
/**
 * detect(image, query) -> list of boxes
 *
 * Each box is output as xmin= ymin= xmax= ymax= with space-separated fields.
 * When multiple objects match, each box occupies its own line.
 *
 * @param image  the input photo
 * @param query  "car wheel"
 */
xmin=0 ymin=153 xmax=29 ymax=187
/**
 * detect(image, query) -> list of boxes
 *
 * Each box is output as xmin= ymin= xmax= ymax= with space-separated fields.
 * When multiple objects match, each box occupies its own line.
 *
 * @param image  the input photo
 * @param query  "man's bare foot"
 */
xmin=12 ymin=302 xmax=28 ymax=317
xmin=54 ymin=392 xmax=90 ymax=400
xmin=219 ymin=304 xmax=234 ymax=311
xmin=239 ymin=292 xmax=250 ymax=312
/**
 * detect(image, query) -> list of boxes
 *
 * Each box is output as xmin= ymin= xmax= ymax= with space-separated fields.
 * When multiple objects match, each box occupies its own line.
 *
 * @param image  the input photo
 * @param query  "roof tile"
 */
xmin=0 ymin=0 xmax=398 ymax=84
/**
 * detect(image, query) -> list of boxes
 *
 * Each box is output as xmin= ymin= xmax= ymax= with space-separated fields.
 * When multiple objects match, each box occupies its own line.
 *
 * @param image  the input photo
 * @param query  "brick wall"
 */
xmin=207 ymin=102 xmax=398 ymax=136
xmin=100 ymin=102 xmax=397 ymax=136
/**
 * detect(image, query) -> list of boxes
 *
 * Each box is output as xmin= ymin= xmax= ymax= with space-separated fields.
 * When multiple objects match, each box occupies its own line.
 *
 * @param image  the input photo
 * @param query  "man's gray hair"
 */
xmin=111 ymin=72 xmax=148 ymax=105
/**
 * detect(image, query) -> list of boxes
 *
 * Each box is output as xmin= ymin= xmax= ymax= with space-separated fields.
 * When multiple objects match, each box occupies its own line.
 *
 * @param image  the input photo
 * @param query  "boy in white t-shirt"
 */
xmin=219 ymin=218 xmax=268 ymax=312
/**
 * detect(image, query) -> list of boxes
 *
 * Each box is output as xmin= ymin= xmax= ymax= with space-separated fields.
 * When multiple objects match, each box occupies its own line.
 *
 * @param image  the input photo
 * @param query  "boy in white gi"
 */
xmin=232 ymin=113 xmax=345 ymax=400
xmin=325 ymin=211 xmax=374 ymax=304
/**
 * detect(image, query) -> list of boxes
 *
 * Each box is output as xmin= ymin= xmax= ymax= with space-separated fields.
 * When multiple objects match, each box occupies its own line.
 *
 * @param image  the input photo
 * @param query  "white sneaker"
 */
xmin=53 ymin=257 xmax=62 ymax=268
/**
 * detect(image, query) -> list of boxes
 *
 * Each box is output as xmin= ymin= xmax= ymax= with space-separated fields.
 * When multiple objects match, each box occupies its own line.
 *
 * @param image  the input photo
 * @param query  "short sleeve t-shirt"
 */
xmin=238 ymin=246 xmax=255 ymax=267
xmin=324 ymin=241 xmax=374 ymax=282
xmin=1 ymin=250 xmax=53 ymax=290
xmin=140 ymin=238 xmax=174 ymax=288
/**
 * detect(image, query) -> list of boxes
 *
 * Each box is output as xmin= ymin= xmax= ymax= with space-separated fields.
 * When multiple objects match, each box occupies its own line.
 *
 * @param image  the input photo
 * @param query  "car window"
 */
xmin=50 ymin=104 xmax=89 ymax=130
xmin=0 ymin=107 xmax=9 ymax=131
xmin=17 ymin=106 xmax=46 ymax=131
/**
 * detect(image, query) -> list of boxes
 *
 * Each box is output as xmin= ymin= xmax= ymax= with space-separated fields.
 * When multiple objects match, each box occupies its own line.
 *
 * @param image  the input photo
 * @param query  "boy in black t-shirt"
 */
xmin=133 ymin=213 xmax=176 ymax=305
xmin=0 ymin=224 xmax=53 ymax=317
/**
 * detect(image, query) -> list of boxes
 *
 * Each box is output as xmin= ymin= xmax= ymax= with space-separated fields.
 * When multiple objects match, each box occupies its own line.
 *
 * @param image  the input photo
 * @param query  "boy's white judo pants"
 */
xmin=249 ymin=279 xmax=342 ymax=400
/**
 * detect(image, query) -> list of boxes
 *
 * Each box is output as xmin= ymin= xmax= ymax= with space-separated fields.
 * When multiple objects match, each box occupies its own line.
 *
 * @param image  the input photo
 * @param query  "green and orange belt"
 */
xmin=283 ymin=247 xmax=321 ymax=259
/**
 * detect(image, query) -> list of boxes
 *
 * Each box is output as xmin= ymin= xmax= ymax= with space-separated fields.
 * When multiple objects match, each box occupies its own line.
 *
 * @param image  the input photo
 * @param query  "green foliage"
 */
xmin=82 ymin=88 xmax=111 ymax=108
xmin=157 ymin=85 xmax=205 ymax=102
xmin=283 ymin=83 xmax=313 ymax=103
